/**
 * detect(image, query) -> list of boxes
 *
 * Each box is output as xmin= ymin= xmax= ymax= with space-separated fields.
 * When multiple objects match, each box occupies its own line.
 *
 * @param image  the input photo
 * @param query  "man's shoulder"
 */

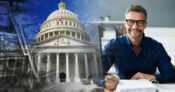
xmin=108 ymin=35 xmax=126 ymax=44
xmin=144 ymin=36 xmax=162 ymax=47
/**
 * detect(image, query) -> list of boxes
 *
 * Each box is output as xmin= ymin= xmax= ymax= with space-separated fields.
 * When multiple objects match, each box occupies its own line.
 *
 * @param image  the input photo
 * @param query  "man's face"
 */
xmin=125 ymin=11 xmax=147 ymax=39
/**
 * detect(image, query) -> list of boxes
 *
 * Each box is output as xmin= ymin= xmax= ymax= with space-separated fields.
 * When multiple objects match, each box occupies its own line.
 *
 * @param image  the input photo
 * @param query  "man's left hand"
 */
xmin=131 ymin=72 xmax=156 ymax=81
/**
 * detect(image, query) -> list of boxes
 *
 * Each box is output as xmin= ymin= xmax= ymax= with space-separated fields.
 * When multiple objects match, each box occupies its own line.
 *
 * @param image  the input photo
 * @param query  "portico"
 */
xmin=34 ymin=47 xmax=98 ymax=82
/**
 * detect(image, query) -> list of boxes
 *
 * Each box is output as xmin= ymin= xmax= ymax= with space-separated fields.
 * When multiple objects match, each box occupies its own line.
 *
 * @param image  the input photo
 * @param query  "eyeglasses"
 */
xmin=126 ymin=19 xmax=146 ymax=27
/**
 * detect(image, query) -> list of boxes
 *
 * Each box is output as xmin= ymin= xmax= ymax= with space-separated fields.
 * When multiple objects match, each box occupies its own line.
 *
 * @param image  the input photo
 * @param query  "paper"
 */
xmin=115 ymin=79 xmax=157 ymax=92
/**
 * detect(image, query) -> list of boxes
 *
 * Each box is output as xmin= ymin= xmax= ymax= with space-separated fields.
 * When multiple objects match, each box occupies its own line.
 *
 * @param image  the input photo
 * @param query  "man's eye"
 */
xmin=129 ymin=20 xmax=135 ymax=23
xmin=138 ymin=21 xmax=144 ymax=24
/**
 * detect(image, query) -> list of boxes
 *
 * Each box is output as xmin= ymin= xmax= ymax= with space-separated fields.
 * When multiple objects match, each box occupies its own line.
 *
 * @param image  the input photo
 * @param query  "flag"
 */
xmin=58 ymin=17 xmax=62 ymax=22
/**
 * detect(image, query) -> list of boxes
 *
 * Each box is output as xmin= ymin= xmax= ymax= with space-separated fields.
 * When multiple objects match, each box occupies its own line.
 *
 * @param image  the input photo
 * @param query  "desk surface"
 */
xmin=41 ymin=82 xmax=175 ymax=92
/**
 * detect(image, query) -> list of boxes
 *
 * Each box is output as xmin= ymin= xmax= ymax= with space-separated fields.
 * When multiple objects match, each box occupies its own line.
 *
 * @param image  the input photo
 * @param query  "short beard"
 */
xmin=128 ymin=29 xmax=142 ymax=39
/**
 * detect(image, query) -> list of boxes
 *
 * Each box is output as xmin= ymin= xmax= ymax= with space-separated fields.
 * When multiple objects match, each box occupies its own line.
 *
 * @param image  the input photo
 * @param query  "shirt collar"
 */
xmin=125 ymin=33 xmax=145 ymax=47
xmin=125 ymin=34 xmax=131 ymax=46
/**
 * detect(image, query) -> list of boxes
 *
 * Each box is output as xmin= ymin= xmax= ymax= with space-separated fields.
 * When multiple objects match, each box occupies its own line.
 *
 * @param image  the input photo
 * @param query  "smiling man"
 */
xmin=102 ymin=5 xmax=175 ymax=90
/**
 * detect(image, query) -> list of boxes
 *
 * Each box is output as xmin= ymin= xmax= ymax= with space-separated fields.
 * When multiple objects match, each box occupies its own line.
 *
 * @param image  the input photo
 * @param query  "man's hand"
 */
xmin=131 ymin=72 xmax=156 ymax=81
xmin=104 ymin=75 xmax=120 ymax=90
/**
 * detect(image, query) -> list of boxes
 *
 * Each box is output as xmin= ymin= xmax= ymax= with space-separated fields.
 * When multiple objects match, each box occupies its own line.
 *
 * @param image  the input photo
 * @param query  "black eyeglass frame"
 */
xmin=125 ymin=19 xmax=146 ymax=27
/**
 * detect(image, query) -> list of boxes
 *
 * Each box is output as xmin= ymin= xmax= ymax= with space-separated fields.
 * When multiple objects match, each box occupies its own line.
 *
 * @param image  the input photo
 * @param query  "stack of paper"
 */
xmin=115 ymin=79 xmax=157 ymax=92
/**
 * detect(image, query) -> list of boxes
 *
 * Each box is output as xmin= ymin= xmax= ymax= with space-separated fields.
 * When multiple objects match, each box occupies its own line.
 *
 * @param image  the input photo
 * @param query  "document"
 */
xmin=115 ymin=79 xmax=157 ymax=92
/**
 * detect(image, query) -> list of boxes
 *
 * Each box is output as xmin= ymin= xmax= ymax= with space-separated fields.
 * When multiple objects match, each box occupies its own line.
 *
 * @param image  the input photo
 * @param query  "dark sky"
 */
xmin=29 ymin=0 xmax=82 ymax=24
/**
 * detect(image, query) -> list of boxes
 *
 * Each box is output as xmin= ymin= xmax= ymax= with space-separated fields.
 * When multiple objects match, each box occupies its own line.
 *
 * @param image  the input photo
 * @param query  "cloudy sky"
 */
xmin=30 ymin=0 xmax=175 ymax=27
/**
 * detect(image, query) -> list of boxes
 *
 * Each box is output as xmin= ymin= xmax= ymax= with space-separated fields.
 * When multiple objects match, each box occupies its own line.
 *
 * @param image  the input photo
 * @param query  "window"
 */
xmin=66 ymin=31 xmax=70 ymax=36
xmin=77 ymin=33 xmax=80 ymax=39
xmin=55 ymin=31 xmax=58 ymax=36
xmin=70 ymin=22 xmax=72 ymax=26
xmin=72 ymin=32 xmax=75 ymax=37
xmin=74 ymin=23 xmax=75 ymax=27
xmin=65 ymin=21 xmax=67 ymax=26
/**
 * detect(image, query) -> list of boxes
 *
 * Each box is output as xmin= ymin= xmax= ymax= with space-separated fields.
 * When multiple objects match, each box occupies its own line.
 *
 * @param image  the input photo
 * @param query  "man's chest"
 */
xmin=113 ymin=47 xmax=157 ymax=73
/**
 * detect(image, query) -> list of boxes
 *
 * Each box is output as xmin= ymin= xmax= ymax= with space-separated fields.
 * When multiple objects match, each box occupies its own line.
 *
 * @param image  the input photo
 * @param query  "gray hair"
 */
xmin=126 ymin=5 xmax=147 ymax=20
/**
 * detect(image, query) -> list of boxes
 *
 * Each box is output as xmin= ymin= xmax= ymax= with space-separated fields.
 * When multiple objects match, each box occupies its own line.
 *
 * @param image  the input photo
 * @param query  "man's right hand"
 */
xmin=104 ymin=75 xmax=120 ymax=90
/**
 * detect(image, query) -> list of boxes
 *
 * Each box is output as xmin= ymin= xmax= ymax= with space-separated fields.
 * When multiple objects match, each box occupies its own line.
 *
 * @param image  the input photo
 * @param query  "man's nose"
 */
xmin=132 ymin=22 xmax=138 ymax=28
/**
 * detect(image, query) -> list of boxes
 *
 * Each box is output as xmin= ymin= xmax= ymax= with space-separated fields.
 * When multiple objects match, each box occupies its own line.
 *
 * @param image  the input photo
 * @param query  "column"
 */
xmin=93 ymin=53 xmax=98 ymax=77
xmin=80 ymin=34 xmax=82 ymax=40
xmin=56 ymin=53 xmax=60 ymax=82
xmin=74 ymin=53 xmax=80 ymax=82
xmin=58 ymin=31 xmax=60 ymax=35
xmin=70 ymin=31 xmax=72 ymax=37
xmin=75 ymin=33 xmax=78 ymax=38
xmin=84 ymin=53 xmax=89 ymax=79
xmin=47 ymin=53 xmax=51 ymax=82
xmin=47 ymin=53 xmax=51 ymax=72
xmin=37 ymin=53 xmax=41 ymax=74
xmin=66 ymin=53 xmax=70 ymax=82
xmin=63 ymin=21 xmax=65 ymax=26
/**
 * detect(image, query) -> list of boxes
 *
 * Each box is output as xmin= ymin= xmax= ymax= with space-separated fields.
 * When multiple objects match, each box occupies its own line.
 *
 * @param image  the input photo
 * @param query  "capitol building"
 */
xmin=31 ymin=1 xmax=102 ymax=83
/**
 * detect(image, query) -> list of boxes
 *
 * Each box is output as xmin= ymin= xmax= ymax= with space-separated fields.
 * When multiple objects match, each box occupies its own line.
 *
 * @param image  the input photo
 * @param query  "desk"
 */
xmin=82 ymin=84 xmax=175 ymax=92
xmin=41 ymin=82 xmax=175 ymax=92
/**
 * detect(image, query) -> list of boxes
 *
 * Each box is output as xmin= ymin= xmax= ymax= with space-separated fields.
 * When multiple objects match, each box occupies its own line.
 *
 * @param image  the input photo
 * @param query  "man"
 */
xmin=102 ymin=5 xmax=175 ymax=90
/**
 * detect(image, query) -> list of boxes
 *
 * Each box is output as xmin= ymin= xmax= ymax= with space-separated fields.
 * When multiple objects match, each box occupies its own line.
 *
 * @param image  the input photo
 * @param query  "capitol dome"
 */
xmin=36 ymin=1 xmax=90 ymax=42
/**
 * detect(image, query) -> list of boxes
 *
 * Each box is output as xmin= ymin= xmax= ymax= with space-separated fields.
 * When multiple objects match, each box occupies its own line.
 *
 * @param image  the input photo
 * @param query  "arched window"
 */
xmin=70 ymin=22 xmax=72 ymax=26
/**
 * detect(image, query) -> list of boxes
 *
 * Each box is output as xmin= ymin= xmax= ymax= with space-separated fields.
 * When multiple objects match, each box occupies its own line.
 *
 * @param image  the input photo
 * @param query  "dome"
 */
xmin=46 ymin=1 xmax=77 ymax=21
xmin=46 ymin=10 xmax=77 ymax=21
xmin=35 ymin=1 xmax=90 ymax=43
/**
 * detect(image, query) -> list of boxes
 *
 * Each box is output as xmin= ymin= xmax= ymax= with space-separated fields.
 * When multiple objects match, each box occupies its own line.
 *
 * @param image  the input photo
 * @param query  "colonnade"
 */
xmin=37 ymin=52 xmax=97 ymax=82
